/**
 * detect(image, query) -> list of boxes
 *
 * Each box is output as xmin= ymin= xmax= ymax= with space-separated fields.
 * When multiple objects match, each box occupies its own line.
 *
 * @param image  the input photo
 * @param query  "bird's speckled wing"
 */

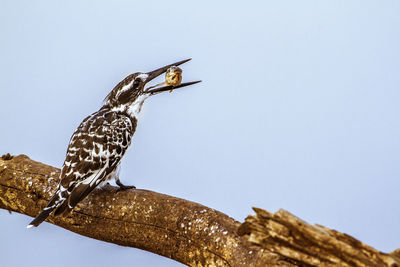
xmin=28 ymin=109 xmax=137 ymax=226
xmin=55 ymin=109 xmax=136 ymax=214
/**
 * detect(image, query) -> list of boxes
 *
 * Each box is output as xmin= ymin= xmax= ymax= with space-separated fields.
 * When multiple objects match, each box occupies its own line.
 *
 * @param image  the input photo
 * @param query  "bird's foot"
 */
xmin=116 ymin=180 xmax=136 ymax=192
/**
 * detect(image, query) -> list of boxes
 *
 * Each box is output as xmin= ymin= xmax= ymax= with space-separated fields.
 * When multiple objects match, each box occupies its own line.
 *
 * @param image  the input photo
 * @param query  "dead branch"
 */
xmin=239 ymin=208 xmax=400 ymax=266
xmin=0 ymin=154 xmax=398 ymax=266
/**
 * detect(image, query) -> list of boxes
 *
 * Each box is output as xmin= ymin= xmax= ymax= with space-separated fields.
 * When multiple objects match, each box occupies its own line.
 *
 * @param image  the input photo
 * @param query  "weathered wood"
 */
xmin=0 ymin=154 xmax=398 ymax=266
xmin=238 ymin=208 xmax=400 ymax=266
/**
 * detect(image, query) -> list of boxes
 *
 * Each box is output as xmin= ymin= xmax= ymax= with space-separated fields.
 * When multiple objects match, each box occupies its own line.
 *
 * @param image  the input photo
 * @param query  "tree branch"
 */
xmin=239 ymin=208 xmax=400 ymax=266
xmin=0 ymin=154 xmax=398 ymax=266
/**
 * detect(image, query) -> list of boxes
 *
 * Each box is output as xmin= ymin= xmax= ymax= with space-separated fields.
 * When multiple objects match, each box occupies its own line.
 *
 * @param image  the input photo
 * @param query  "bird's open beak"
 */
xmin=144 ymin=58 xmax=201 ymax=95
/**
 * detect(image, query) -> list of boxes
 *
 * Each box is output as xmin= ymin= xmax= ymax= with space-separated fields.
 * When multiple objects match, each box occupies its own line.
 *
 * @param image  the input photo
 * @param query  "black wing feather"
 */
xmin=28 ymin=109 xmax=135 ymax=227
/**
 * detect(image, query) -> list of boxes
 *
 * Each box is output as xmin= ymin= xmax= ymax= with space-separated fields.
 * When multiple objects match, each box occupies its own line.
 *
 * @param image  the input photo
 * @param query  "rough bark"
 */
xmin=239 ymin=208 xmax=400 ymax=267
xmin=0 ymin=154 xmax=399 ymax=266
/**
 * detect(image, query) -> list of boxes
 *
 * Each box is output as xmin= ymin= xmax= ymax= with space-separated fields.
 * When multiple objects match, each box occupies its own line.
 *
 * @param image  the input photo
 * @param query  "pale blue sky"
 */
xmin=1 ymin=1 xmax=399 ymax=266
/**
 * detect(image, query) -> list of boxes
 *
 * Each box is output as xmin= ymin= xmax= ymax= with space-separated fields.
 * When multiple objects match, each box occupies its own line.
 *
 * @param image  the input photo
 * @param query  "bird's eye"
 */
xmin=133 ymin=79 xmax=140 ymax=87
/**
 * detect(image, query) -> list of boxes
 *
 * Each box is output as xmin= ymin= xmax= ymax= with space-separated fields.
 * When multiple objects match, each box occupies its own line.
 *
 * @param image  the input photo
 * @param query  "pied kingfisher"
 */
xmin=28 ymin=59 xmax=200 ymax=227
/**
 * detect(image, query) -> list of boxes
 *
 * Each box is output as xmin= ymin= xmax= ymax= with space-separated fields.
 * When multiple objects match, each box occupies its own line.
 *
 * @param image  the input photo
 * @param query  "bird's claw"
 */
xmin=116 ymin=180 xmax=136 ymax=192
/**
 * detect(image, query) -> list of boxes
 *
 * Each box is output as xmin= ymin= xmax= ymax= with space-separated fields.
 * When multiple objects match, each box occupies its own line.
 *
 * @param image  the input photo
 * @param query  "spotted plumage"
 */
xmin=53 ymin=109 xmax=136 ymax=216
xmin=28 ymin=59 xmax=201 ymax=228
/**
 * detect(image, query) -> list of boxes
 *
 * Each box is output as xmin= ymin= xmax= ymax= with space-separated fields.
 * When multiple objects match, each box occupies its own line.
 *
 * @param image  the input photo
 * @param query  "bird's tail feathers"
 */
xmin=27 ymin=188 xmax=67 ymax=228
xmin=53 ymin=198 xmax=70 ymax=216
xmin=28 ymin=177 xmax=104 ymax=228
xmin=54 ymin=182 xmax=93 ymax=216
xmin=27 ymin=205 xmax=56 ymax=228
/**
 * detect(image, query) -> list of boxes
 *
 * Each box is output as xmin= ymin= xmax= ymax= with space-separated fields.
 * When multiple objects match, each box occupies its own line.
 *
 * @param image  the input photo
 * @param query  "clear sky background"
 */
xmin=1 ymin=1 xmax=399 ymax=266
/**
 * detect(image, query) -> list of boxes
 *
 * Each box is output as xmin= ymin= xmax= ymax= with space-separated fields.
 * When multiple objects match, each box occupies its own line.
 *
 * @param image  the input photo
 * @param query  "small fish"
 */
xmin=165 ymin=66 xmax=182 ymax=92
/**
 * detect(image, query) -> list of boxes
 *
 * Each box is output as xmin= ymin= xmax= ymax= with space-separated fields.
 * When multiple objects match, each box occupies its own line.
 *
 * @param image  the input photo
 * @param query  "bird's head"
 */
xmin=103 ymin=59 xmax=200 ymax=117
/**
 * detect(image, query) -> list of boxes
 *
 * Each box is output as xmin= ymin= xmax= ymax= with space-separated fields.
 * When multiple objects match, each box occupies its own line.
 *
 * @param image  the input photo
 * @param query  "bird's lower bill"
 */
xmin=145 ymin=80 xmax=201 ymax=95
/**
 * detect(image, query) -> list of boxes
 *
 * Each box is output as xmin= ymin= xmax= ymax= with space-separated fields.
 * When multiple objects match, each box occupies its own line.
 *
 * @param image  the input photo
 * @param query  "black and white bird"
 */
xmin=28 ymin=59 xmax=200 ymax=228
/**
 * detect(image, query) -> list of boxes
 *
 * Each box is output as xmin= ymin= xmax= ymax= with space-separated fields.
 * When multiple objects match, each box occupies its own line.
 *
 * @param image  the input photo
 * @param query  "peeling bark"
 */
xmin=239 ymin=208 xmax=400 ymax=266
xmin=0 ymin=155 xmax=398 ymax=266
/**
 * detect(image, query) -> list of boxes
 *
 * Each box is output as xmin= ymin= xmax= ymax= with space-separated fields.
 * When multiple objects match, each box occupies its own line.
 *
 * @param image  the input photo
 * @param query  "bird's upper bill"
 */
xmin=144 ymin=58 xmax=201 ymax=95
